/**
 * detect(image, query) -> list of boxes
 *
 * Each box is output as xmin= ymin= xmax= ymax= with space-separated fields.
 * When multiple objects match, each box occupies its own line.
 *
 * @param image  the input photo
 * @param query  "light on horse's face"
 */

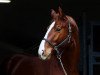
xmin=38 ymin=21 xmax=55 ymax=60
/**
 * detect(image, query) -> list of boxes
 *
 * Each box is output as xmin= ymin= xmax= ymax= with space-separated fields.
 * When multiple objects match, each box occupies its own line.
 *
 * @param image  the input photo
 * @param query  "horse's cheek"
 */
xmin=53 ymin=33 xmax=60 ymax=41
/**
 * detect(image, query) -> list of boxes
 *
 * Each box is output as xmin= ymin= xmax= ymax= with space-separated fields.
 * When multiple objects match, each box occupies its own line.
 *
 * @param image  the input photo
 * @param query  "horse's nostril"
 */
xmin=42 ymin=51 xmax=47 ymax=57
xmin=42 ymin=50 xmax=44 ymax=55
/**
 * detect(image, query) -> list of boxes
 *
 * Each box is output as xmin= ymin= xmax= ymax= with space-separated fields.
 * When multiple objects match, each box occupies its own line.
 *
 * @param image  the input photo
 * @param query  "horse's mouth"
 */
xmin=39 ymin=53 xmax=51 ymax=60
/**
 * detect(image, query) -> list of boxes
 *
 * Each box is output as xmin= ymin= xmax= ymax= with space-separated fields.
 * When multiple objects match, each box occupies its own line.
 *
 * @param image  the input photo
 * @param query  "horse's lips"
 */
xmin=39 ymin=53 xmax=51 ymax=60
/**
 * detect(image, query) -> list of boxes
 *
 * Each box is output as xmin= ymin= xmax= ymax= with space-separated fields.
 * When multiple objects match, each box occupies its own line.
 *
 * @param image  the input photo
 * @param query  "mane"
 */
xmin=66 ymin=15 xmax=79 ymax=32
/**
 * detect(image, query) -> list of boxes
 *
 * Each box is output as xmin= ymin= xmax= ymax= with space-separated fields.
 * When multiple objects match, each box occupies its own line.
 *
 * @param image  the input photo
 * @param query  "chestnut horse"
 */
xmin=1 ymin=7 xmax=80 ymax=75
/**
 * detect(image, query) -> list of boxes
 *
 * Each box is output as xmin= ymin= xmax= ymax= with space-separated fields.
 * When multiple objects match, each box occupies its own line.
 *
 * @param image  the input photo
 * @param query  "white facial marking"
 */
xmin=38 ymin=21 xmax=55 ymax=60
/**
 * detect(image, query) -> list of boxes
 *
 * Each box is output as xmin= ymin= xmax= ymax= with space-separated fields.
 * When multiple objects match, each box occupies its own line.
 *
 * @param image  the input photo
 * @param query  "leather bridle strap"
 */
xmin=57 ymin=56 xmax=68 ymax=75
xmin=43 ymin=38 xmax=55 ymax=47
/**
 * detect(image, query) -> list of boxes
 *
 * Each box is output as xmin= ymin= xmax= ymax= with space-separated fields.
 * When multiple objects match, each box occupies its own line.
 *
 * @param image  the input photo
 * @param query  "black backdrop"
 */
xmin=0 ymin=0 xmax=100 ymax=75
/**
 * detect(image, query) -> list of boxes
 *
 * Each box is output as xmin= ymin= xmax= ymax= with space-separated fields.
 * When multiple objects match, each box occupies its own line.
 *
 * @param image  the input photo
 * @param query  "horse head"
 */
xmin=38 ymin=7 xmax=72 ymax=60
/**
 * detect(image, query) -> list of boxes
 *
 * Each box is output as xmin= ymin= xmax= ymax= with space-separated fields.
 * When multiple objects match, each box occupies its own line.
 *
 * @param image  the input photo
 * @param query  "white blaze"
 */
xmin=38 ymin=21 xmax=55 ymax=59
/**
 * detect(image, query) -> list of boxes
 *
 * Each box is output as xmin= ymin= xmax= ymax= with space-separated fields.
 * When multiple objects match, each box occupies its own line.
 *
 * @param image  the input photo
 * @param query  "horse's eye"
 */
xmin=56 ymin=27 xmax=61 ymax=32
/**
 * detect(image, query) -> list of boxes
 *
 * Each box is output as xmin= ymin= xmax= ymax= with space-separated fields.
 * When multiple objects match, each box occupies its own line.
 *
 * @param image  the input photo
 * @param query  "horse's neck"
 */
xmin=61 ymin=38 xmax=80 ymax=75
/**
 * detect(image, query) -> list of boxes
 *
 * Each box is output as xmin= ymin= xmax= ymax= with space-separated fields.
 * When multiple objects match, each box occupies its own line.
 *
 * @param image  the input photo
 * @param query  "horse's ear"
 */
xmin=58 ymin=7 xmax=63 ymax=16
xmin=51 ymin=9 xmax=57 ymax=19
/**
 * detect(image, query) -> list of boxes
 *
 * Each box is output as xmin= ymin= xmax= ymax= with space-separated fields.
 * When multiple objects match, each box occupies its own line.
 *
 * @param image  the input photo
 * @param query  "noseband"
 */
xmin=43 ymin=20 xmax=72 ymax=75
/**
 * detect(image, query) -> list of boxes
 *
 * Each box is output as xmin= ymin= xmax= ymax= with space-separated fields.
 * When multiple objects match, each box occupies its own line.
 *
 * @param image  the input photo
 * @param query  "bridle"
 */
xmin=43 ymin=19 xmax=72 ymax=75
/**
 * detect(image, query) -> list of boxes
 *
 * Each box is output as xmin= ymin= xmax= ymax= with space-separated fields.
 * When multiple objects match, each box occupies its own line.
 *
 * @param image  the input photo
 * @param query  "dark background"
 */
xmin=0 ymin=0 xmax=100 ymax=75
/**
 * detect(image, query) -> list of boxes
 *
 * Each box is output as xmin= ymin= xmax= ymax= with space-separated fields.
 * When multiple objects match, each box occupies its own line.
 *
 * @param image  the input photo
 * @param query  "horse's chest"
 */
xmin=48 ymin=61 xmax=65 ymax=75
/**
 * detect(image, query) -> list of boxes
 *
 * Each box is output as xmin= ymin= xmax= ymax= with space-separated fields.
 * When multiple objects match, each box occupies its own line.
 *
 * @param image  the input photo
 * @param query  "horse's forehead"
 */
xmin=54 ymin=20 xmax=60 ymax=25
xmin=55 ymin=20 xmax=65 ymax=26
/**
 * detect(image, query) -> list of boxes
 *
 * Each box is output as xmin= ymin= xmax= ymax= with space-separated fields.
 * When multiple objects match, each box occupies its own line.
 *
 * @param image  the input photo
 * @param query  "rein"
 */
xmin=43 ymin=19 xmax=72 ymax=75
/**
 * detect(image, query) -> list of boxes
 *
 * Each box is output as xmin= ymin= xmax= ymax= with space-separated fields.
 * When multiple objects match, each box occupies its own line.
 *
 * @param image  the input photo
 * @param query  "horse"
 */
xmin=0 ymin=7 xmax=80 ymax=75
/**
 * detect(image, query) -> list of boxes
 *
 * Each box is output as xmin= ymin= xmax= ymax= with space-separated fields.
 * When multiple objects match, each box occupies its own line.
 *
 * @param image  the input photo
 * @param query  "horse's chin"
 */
xmin=39 ymin=54 xmax=51 ymax=60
